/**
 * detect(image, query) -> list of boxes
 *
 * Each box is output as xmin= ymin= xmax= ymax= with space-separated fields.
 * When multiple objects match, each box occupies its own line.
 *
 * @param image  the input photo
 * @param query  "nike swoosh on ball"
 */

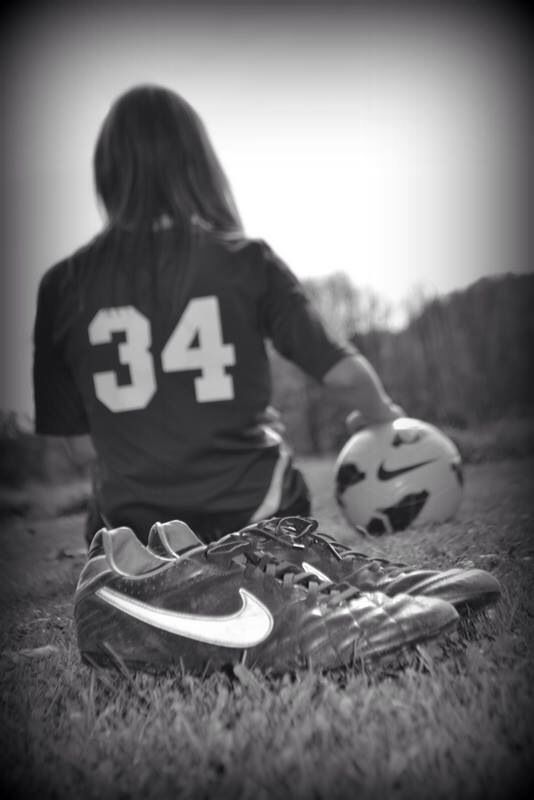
xmin=377 ymin=459 xmax=437 ymax=481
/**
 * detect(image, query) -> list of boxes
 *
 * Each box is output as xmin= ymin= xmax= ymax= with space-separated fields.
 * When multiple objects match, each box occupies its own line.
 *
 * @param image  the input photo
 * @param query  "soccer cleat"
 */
xmin=220 ymin=517 xmax=502 ymax=614
xmin=75 ymin=521 xmax=459 ymax=674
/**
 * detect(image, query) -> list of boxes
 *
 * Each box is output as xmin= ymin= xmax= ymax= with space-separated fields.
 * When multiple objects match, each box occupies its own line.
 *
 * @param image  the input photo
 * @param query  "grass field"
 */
xmin=1 ymin=457 xmax=533 ymax=799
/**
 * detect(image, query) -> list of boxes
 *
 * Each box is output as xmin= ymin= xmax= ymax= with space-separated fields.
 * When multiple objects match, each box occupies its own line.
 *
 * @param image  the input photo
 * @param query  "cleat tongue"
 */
xmin=148 ymin=520 xmax=203 ymax=557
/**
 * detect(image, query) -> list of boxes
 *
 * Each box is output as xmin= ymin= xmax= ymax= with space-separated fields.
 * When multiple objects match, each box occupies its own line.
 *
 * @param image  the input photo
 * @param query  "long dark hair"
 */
xmin=94 ymin=84 xmax=242 ymax=235
xmin=85 ymin=85 xmax=244 ymax=334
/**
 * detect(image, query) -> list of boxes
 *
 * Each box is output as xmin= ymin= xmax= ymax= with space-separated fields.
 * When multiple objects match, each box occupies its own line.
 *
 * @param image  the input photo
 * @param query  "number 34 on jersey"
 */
xmin=88 ymin=296 xmax=236 ymax=412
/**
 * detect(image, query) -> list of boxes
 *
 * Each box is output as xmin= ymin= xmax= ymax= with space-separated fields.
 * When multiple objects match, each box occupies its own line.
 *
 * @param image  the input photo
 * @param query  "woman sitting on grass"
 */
xmin=33 ymin=84 xmax=401 ymax=545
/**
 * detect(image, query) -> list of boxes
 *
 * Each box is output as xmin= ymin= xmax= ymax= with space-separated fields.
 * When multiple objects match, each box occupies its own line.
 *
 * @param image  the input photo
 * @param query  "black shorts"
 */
xmin=84 ymin=471 xmax=311 ymax=546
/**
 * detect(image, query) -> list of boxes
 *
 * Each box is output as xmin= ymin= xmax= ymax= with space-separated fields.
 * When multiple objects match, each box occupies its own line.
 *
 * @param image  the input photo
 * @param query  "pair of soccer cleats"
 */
xmin=74 ymin=516 xmax=501 ymax=675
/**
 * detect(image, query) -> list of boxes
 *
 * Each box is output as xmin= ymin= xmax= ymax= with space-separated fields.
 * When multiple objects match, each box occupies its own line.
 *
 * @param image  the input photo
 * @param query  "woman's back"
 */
xmin=35 ymin=224 xmax=347 ymax=531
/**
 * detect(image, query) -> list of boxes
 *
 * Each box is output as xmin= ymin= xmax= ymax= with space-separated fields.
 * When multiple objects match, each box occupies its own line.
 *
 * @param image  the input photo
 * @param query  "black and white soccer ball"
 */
xmin=335 ymin=417 xmax=463 ymax=535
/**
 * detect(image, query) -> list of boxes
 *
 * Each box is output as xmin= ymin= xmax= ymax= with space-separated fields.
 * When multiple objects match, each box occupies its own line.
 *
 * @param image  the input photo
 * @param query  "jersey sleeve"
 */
xmin=33 ymin=266 xmax=90 ymax=435
xmin=257 ymin=241 xmax=358 ymax=380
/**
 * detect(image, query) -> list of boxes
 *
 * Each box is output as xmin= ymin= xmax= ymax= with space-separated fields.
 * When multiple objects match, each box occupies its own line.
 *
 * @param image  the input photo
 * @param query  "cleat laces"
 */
xmin=245 ymin=516 xmax=410 ymax=580
xmin=206 ymin=532 xmax=366 ymax=606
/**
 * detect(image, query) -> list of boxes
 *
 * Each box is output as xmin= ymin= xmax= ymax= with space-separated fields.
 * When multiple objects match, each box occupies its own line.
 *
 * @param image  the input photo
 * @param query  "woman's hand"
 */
xmin=323 ymin=354 xmax=404 ymax=436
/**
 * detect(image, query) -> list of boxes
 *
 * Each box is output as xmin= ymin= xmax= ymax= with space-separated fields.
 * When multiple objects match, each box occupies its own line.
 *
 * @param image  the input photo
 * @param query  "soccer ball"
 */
xmin=335 ymin=417 xmax=463 ymax=534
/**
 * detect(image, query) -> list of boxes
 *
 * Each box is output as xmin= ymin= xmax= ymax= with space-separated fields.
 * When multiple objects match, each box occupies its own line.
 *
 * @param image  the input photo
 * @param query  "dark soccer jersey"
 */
xmin=33 ymin=228 xmax=355 ymax=526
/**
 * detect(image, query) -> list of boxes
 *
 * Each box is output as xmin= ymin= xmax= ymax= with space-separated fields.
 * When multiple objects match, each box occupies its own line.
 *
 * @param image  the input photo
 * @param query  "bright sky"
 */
xmin=1 ymin=2 xmax=527 ymax=415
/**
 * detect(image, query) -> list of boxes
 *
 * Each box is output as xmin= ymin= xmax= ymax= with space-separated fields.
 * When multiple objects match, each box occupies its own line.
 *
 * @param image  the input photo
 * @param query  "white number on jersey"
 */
xmin=161 ymin=297 xmax=235 ymax=402
xmin=89 ymin=306 xmax=156 ymax=412
xmin=89 ymin=297 xmax=235 ymax=411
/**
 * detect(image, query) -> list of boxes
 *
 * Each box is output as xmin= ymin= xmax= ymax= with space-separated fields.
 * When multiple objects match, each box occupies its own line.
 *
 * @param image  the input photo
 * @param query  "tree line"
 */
xmin=270 ymin=271 xmax=533 ymax=454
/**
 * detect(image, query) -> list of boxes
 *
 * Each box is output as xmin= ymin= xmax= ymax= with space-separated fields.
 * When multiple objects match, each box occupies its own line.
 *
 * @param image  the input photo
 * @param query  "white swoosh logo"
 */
xmin=95 ymin=586 xmax=273 ymax=648
xmin=302 ymin=562 xmax=332 ymax=583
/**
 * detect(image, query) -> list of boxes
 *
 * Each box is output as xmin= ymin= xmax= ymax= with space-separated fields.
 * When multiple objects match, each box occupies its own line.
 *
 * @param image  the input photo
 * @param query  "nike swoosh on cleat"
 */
xmin=95 ymin=587 xmax=273 ymax=648
xmin=302 ymin=562 xmax=332 ymax=583
xmin=377 ymin=459 xmax=437 ymax=481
